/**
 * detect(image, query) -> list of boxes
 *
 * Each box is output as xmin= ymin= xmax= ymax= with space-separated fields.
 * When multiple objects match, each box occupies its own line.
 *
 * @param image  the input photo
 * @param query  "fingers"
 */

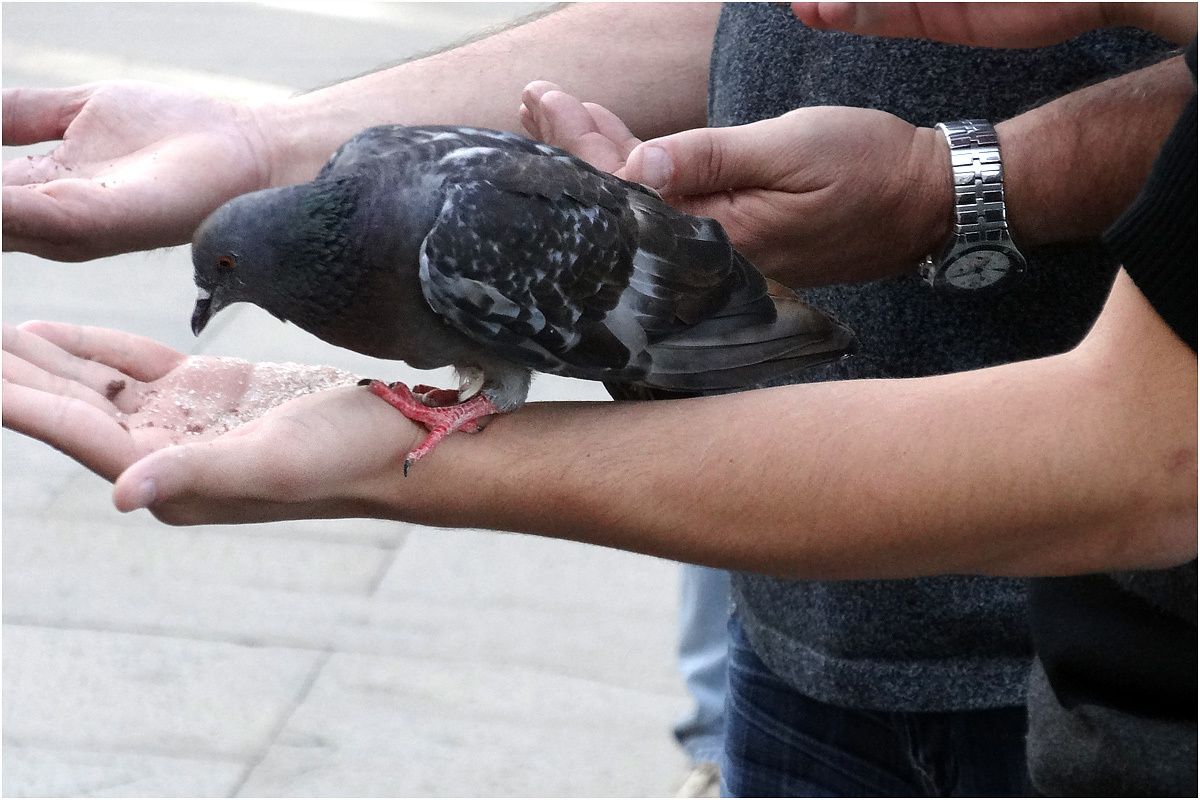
xmin=793 ymin=2 xmax=968 ymax=37
xmin=2 ymin=179 xmax=161 ymax=261
xmin=520 ymin=81 xmax=640 ymax=173
xmin=2 ymin=350 xmax=117 ymax=415
xmin=538 ymin=93 xmax=627 ymax=172
xmin=4 ymin=165 xmax=204 ymax=260
xmin=17 ymin=320 xmax=185 ymax=382
xmin=519 ymin=80 xmax=562 ymax=140
xmin=791 ymin=2 xmax=1111 ymax=48
xmin=3 ymin=323 xmax=147 ymax=411
xmin=581 ymin=102 xmax=640 ymax=155
xmin=3 ymin=152 xmax=76 ymax=187
xmin=790 ymin=2 xmax=864 ymax=32
xmin=522 ymin=82 xmax=612 ymax=162
xmin=2 ymin=181 xmax=104 ymax=260
xmin=2 ymin=380 xmax=137 ymax=482
xmin=3 ymin=182 xmax=73 ymax=239
xmin=2 ymin=85 xmax=92 ymax=146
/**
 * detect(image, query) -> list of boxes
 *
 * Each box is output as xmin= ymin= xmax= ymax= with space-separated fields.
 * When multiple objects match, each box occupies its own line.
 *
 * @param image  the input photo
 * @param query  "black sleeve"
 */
xmin=1101 ymin=39 xmax=1197 ymax=352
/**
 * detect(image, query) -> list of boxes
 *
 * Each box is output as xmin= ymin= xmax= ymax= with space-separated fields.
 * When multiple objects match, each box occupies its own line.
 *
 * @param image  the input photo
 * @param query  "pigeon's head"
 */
xmin=190 ymin=178 xmax=360 ymax=336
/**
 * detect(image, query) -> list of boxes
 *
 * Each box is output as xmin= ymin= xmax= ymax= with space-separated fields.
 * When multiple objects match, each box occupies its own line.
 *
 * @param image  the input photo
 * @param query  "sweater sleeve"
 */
xmin=1101 ymin=39 xmax=1197 ymax=352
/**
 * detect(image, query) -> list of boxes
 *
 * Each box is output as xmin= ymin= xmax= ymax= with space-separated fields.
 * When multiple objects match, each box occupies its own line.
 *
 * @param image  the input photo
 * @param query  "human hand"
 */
xmin=3 ymin=81 xmax=273 ymax=261
xmin=791 ymin=2 xmax=1196 ymax=47
xmin=2 ymin=321 xmax=421 ymax=524
xmin=521 ymin=81 xmax=950 ymax=286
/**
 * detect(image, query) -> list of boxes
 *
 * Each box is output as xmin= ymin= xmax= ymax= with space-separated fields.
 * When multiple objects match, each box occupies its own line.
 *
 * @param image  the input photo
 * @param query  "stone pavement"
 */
xmin=2 ymin=4 xmax=693 ymax=796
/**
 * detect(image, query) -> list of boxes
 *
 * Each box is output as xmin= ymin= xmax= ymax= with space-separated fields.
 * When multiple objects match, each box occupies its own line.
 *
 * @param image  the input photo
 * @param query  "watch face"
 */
xmin=944 ymin=249 xmax=1013 ymax=290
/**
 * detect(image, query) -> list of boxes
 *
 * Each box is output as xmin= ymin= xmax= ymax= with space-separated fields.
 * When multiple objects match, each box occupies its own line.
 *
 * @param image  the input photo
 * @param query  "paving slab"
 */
xmin=2 ymin=745 xmax=245 ymax=799
xmin=3 ymin=626 xmax=321 ymax=759
xmin=4 ymin=512 xmax=399 ymax=652
xmin=239 ymin=652 xmax=686 ymax=798
xmin=370 ymin=527 xmax=686 ymax=692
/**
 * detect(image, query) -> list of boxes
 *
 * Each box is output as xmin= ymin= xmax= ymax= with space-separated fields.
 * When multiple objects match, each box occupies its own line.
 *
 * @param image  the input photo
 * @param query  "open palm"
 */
xmin=3 ymin=81 xmax=271 ymax=260
xmin=3 ymin=321 xmax=421 ymax=523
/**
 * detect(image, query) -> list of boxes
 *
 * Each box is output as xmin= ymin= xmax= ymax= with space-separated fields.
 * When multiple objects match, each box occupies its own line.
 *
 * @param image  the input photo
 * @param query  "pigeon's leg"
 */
xmin=389 ymin=382 xmax=486 ymax=431
xmin=365 ymin=380 xmax=499 ymax=475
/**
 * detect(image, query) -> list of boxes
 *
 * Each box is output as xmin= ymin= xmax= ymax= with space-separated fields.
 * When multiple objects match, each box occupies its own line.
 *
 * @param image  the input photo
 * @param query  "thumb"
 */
xmin=113 ymin=437 xmax=276 ymax=523
xmin=622 ymin=125 xmax=767 ymax=195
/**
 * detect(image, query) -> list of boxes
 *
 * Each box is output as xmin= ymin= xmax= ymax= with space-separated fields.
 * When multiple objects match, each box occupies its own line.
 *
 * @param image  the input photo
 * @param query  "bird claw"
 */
xmin=364 ymin=379 xmax=499 ymax=476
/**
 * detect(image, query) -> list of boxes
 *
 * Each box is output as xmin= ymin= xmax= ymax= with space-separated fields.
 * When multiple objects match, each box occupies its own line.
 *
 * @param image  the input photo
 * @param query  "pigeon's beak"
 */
xmin=191 ymin=287 xmax=216 ymax=336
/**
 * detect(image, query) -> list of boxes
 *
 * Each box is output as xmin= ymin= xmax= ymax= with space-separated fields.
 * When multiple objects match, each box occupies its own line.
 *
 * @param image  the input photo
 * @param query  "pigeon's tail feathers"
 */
xmin=640 ymin=277 xmax=856 ymax=393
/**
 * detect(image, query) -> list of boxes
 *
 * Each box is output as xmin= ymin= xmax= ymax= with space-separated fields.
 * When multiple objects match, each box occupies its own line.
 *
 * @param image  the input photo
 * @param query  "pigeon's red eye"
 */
xmin=217 ymin=255 xmax=236 ymax=270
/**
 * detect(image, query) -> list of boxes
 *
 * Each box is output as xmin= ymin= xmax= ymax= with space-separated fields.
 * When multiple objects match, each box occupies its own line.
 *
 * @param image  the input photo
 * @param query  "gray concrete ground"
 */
xmin=2 ymin=4 xmax=693 ymax=796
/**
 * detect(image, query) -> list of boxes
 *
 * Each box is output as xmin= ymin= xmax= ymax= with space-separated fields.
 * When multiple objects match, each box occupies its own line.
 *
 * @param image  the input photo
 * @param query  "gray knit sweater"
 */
xmin=710 ymin=4 xmax=1172 ymax=711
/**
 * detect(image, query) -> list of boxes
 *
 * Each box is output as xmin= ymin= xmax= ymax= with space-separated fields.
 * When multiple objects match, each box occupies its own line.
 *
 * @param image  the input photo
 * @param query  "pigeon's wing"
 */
xmin=419 ymin=141 xmax=855 ymax=389
xmin=417 ymin=146 xmax=742 ymax=381
xmin=418 ymin=180 xmax=644 ymax=378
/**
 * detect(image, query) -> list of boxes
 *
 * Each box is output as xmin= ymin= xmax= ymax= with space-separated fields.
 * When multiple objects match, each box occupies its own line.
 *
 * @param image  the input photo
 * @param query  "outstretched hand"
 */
xmin=2 ymin=321 xmax=422 ymax=524
xmin=3 ymin=81 xmax=272 ymax=261
xmin=520 ymin=81 xmax=950 ymax=286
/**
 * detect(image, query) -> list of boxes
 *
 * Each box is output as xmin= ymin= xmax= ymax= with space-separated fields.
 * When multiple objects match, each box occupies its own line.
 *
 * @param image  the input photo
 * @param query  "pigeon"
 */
xmin=190 ymin=125 xmax=856 ymax=473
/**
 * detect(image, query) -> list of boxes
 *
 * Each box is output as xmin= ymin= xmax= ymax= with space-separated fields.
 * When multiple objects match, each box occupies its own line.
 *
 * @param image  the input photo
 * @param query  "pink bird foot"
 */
xmin=363 ymin=380 xmax=499 ymax=475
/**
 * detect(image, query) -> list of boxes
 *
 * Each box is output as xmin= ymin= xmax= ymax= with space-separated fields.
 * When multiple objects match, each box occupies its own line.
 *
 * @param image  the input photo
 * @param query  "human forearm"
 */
xmin=258 ymin=3 xmax=719 ymax=185
xmin=999 ymin=54 xmax=1193 ymax=248
xmin=17 ymin=276 xmax=1192 ymax=577
xmin=386 ymin=273 xmax=1196 ymax=579
xmin=395 ymin=370 xmax=1102 ymax=579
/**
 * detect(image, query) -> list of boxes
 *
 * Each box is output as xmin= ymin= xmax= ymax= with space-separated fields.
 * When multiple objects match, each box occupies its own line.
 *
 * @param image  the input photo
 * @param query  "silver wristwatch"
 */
xmin=919 ymin=119 xmax=1027 ymax=292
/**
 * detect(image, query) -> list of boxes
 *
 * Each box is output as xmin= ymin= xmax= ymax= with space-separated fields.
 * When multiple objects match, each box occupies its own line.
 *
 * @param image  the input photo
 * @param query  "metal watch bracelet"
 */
xmin=919 ymin=119 xmax=1022 ymax=284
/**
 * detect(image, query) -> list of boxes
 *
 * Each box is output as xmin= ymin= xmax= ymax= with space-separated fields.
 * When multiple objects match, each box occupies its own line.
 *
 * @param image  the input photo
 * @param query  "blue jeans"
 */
xmin=674 ymin=565 xmax=731 ymax=764
xmin=721 ymin=616 xmax=1031 ymax=797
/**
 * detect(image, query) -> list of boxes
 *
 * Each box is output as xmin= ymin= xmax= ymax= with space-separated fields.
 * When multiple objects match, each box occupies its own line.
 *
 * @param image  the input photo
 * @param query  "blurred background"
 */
xmin=2 ymin=3 xmax=691 ymax=796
